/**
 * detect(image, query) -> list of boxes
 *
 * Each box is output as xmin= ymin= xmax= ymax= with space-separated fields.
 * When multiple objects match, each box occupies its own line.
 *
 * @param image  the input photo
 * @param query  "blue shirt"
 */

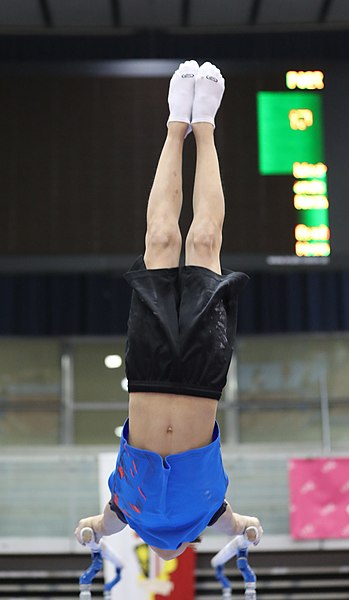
xmin=108 ymin=419 xmax=228 ymax=550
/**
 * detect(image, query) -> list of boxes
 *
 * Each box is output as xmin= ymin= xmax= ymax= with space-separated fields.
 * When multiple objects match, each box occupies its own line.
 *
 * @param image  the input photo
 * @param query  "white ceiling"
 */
xmin=0 ymin=0 xmax=347 ymax=31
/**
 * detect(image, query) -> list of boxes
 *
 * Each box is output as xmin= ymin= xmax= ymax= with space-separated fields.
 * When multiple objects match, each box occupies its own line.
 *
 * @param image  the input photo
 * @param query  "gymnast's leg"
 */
xmin=184 ymin=63 xmax=225 ymax=274
xmin=144 ymin=60 xmax=199 ymax=269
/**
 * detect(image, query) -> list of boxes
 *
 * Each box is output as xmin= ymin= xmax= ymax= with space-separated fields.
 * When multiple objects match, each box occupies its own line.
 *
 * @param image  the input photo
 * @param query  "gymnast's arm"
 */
xmin=75 ymin=502 xmax=126 ymax=545
xmin=211 ymin=501 xmax=263 ymax=544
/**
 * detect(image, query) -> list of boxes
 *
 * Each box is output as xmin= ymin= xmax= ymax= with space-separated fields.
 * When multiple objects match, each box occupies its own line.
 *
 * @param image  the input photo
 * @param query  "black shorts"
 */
xmin=124 ymin=256 xmax=248 ymax=401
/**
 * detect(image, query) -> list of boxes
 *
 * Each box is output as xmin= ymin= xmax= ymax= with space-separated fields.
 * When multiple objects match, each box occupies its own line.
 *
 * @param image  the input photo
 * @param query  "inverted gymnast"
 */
xmin=75 ymin=61 xmax=263 ymax=561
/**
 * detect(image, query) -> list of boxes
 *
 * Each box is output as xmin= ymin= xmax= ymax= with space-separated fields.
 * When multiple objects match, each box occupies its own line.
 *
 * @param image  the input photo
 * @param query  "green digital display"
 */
xmin=257 ymin=92 xmax=324 ymax=175
xmin=300 ymin=207 xmax=328 ymax=227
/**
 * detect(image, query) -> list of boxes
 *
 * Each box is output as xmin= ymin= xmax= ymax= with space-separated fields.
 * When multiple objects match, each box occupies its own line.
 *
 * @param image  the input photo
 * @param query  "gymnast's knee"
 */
xmin=144 ymin=220 xmax=182 ymax=267
xmin=186 ymin=220 xmax=222 ymax=256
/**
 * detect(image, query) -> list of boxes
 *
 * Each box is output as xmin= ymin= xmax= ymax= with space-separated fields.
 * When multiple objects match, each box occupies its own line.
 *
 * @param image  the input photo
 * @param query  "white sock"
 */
xmin=167 ymin=60 xmax=199 ymax=130
xmin=192 ymin=62 xmax=225 ymax=127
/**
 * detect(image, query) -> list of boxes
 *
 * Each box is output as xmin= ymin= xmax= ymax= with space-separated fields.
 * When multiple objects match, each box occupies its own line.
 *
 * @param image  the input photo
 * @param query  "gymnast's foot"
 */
xmin=167 ymin=59 xmax=199 ymax=135
xmin=167 ymin=59 xmax=199 ymax=124
xmin=192 ymin=62 xmax=225 ymax=128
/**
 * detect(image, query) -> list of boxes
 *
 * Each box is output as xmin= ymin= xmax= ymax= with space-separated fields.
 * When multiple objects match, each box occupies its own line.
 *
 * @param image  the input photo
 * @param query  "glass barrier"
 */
xmin=235 ymin=333 xmax=349 ymax=449
xmin=74 ymin=340 xmax=127 ymax=405
xmin=0 ymin=334 xmax=348 ymax=448
xmin=75 ymin=409 xmax=128 ymax=445
xmin=0 ymin=339 xmax=60 ymax=445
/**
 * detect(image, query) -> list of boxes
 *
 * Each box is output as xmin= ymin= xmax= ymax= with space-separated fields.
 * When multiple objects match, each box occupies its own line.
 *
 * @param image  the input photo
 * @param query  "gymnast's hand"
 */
xmin=244 ymin=518 xmax=263 ymax=546
xmin=75 ymin=502 xmax=127 ymax=545
xmin=75 ymin=514 xmax=105 ymax=545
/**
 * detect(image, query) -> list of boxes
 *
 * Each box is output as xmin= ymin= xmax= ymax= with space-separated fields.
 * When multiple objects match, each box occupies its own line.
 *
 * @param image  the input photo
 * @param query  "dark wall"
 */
xmin=3 ymin=30 xmax=349 ymax=61
xmin=1 ymin=76 xmax=167 ymax=255
xmin=1 ymin=269 xmax=348 ymax=335
xmin=0 ymin=70 xmax=312 ymax=258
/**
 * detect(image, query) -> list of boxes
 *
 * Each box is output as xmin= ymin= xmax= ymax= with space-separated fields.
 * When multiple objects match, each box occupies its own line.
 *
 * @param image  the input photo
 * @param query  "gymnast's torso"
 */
xmin=128 ymin=391 xmax=218 ymax=457
xmin=108 ymin=404 xmax=228 ymax=550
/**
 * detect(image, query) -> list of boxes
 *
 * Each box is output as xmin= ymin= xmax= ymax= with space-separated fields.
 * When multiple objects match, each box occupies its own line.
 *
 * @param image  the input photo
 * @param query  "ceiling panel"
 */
xmin=119 ymin=0 xmax=181 ymax=27
xmin=189 ymin=0 xmax=253 ymax=27
xmin=258 ymin=0 xmax=322 ymax=24
xmin=49 ymin=0 xmax=112 ymax=27
xmin=327 ymin=0 xmax=349 ymax=22
xmin=0 ymin=0 xmax=44 ymax=27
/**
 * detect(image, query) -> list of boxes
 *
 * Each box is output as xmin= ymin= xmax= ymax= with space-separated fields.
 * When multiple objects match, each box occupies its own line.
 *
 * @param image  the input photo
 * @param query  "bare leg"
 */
xmin=185 ymin=123 xmax=225 ymax=274
xmin=143 ymin=122 xmax=187 ymax=269
xmin=144 ymin=61 xmax=200 ymax=269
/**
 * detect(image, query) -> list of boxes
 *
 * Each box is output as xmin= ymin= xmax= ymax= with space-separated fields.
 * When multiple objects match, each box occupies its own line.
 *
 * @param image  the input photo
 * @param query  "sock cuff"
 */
xmin=191 ymin=115 xmax=215 ymax=127
xmin=167 ymin=115 xmax=191 ymax=125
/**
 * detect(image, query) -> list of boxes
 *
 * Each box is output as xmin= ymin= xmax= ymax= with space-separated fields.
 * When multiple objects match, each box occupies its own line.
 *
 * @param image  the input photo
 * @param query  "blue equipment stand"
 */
xmin=78 ymin=528 xmax=123 ymax=599
xmin=211 ymin=527 xmax=258 ymax=599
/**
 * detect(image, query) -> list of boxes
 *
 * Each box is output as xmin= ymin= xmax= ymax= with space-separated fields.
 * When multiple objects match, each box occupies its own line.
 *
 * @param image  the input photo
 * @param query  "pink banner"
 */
xmin=289 ymin=458 xmax=349 ymax=539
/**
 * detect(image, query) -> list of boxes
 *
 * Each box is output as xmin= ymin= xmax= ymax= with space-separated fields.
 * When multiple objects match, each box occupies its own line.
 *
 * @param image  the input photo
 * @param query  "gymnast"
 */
xmin=75 ymin=60 xmax=263 ymax=560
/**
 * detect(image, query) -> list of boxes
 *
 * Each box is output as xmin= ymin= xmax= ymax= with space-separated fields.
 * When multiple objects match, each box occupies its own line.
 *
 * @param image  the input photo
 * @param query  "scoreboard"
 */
xmin=256 ymin=71 xmax=330 ymax=259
